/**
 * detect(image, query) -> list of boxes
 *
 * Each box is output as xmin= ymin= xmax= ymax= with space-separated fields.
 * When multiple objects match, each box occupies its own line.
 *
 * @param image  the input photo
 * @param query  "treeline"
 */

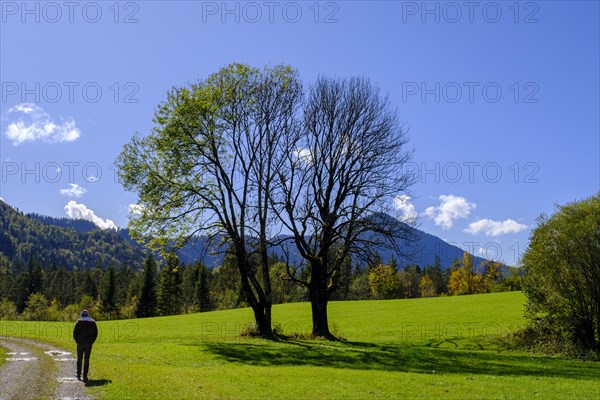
xmin=0 ymin=252 xmax=211 ymax=321
xmin=367 ymin=252 xmax=521 ymax=299
xmin=0 ymin=249 xmax=521 ymax=321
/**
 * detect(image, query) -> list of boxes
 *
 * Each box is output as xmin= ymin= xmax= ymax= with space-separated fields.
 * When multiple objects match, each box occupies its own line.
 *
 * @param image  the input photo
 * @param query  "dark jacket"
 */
xmin=73 ymin=317 xmax=98 ymax=344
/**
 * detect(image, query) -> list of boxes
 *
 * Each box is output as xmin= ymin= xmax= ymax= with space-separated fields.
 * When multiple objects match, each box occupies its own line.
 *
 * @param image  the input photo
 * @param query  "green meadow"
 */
xmin=1 ymin=292 xmax=598 ymax=399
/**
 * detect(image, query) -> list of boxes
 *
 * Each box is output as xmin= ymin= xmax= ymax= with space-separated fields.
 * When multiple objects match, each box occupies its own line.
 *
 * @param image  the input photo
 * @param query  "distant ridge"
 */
xmin=0 ymin=200 xmax=147 ymax=270
xmin=1 ymin=200 xmax=490 ymax=270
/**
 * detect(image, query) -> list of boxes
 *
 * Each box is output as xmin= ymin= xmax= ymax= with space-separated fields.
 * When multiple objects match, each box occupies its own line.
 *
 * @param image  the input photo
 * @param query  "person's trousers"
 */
xmin=76 ymin=342 xmax=93 ymax=377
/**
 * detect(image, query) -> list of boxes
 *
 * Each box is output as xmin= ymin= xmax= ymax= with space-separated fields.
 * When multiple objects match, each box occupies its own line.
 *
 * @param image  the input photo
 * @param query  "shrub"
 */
xmin=522 ymin=193 xmax=600 ymax=354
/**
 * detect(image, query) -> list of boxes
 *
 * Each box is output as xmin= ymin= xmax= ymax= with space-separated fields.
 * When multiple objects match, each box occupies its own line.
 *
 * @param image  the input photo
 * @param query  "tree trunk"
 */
xmin=236 ymin=247 xmax=273 ymax=339
xmin=251 ymin=302 xmax=273 ymax=338
xmin=240 ymin=277 xmax=273 ymax=338
xmin=309 ymin=265 xmax=332 ymax=338
xmin=264 ymin=302 xmax=272 ymax=335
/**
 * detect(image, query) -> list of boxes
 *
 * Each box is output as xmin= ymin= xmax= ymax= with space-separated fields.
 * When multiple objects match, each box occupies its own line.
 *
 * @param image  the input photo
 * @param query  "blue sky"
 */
xmin=1 ymin=1 xmax=598 ymax=266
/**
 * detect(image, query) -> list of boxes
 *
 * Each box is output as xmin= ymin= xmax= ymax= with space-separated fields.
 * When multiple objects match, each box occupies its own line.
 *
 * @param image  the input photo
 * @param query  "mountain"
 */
xmin=179 ymin=227 xmax=491 ymax=270
xmin=265 ymin=218 xmax=489 ymax=270
xmin=0 ymin=200 xmax=490 ymax=271
xmin=28 ymin=213 xmax=99 ymax=234
xmin=0 ymin=200 xmax=147 ymax=270
xmin=381 ymin=227 xmax=487 ymax=269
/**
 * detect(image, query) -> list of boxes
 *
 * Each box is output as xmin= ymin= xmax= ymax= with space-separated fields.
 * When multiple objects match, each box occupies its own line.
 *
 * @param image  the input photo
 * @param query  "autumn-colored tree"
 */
xmin=368 ymin=264 xmax=400 ymax=299
xmin=419 ymin=275 xmax=436 ymax=297
xmin=448 ymin=269 xmax=463 ymax=295
xmin=448 ymin=252 xmax=486 ymax=295
xmin=397 ymin=270 xmax=414 ymax=298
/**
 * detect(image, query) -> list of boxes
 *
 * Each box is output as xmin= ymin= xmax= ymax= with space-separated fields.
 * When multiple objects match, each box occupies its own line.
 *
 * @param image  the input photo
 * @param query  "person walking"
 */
xmin=73 ymin=310 xmax=98 ymax=382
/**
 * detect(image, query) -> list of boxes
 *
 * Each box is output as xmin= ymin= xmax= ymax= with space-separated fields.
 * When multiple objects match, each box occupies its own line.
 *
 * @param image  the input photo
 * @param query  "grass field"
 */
xmin=1 ymin=292 xmax=598 ymax=399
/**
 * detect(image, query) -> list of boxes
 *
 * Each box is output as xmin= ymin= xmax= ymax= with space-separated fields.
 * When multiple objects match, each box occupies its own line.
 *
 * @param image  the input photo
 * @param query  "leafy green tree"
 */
xmin=482 ymin=260 xmax=502 ymax=292
xmin=497 ymin=266 xmax=523 ymax=292
xmin=157 ymin=255 xmax=182 ymax=316
xmin=101 ymin=263 xmax=118 ymax=318
xmin=522 ymin=194 xmax=600 ymax=353
xmin=74 ymin=268 xmax=98 ymax=302
xmin=195 ymin=262 xmax=212 ymax=312
xmin=23 ymin=292 xmax=49 ymax=321
xmin=0 ymin=299 xmax=17 ymax=320
xmin=211 ymin=251 xmax=243 ymax=310
xmin=116 ymin=63 xmax=302 ymax=337
xmin=47 ymin=265 xmax=74 ymax=307
xmin=136 ymin=255 xmax=158 ymax=318
xmin=348 ymin=268 xmax=371 ymax=300
xmin=330 ymin=255 xmax=352 ymax=300
xmin=431 ymin=255 xmax=445 ymax=294
xmin=115 ymin=264 xmax=136 ymax=308
xmin=26 ymin=253 xmax=44 ymax=296
xmin=269 ymin=261 xmax=307 ymax=303
xmin=179 ymin=262 xmax=212 ymax=313
xmin=0 ymin=254 xmax=14 ymax=302
xmin=78 ymin=294 xmax=100 ymax=318
xmin=400 ymin=264 xmax=422 ymax=298
xmin=14 ymin=269 xmax=29 ymax=313
xmin=181 ymin=264 xmax=197 ymax=313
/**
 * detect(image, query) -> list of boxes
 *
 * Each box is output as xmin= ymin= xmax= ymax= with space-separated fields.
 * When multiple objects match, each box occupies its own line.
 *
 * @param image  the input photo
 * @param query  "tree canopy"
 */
xmin=522 ymin=193 xmax=600 ymax=353
xmin=116 ymin=63 xmax=302 ymax=337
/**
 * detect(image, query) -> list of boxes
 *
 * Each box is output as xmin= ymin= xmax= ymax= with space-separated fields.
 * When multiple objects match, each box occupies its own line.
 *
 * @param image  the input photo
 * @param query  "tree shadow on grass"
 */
xmin=85 ymin=379 xmax=112 ymax=387
xmin=200 ymin=340 xmax=599 ymax=380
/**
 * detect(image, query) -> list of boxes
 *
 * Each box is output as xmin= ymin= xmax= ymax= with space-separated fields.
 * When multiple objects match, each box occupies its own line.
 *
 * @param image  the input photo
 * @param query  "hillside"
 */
xmin=0 ymin=200 xmax=147 ymax=270
xmin=0 ymin=200 xmax=490 ymax=270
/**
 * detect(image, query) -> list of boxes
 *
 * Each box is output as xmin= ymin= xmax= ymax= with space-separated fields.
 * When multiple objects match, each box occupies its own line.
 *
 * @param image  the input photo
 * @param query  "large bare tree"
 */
xmin=116 ymin=63 xmax=301 ymax=337
xmin=274 ymin=76 xmax=414 ymax=337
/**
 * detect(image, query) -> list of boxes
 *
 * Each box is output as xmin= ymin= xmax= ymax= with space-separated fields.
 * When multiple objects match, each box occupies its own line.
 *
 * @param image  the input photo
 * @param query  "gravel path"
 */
xmin=0 ymin=337 xmax=94 ymax=400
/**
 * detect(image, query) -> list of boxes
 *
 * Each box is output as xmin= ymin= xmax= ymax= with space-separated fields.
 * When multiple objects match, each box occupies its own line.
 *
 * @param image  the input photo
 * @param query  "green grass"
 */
xmin=0 ymin=345 xmax=6 ymax=367
xmin=1 ymin=292 xmax=598 ymax=399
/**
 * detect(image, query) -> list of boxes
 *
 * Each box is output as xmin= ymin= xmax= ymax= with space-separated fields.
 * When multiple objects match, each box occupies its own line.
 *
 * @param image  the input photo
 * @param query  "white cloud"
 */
xmin=128 ymin=203 xmax=144 ymax=215
xmin=4 ymin=103 xmax=80 ymax=145
xmin=64 ymin=201 xmax=117 ymax=230
xmin=59 ymin=183 xmax=86 ymax=198
xmin=478 ymin=246 xmax=499 ymax=260
xmin=465 ymin=218 xmax=527 ymax=237
xmin=86 ymin=175 xmax=99 ymax=183
xmin=393 ymin=195 xmax=417 ymax=222
xmin=424 ymin=194 xmax=476 ymax=230
xmin=13 ymin=103 xmax=38 ymax=114
xmin=293 ymin=147 xmax=313 ymax=164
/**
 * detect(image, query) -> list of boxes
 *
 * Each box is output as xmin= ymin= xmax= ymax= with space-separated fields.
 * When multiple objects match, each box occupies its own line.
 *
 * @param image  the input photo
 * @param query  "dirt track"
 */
xmin=0 ymin=336 xmax=94 ymax=400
